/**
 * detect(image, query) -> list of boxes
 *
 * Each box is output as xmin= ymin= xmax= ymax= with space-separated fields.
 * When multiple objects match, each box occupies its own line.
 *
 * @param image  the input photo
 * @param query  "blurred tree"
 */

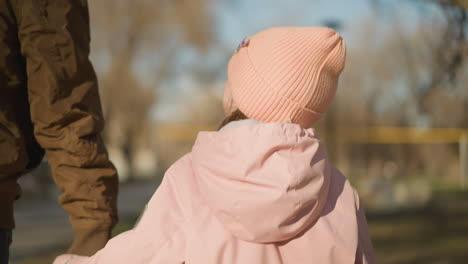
xmin=367 ymin=0 xmax=467 ymax=125
xmin=334 ymin=4 xmax=467 ymax=182
xmin=88 ymin=0 xmax=215 ymax=180
xmin=322 ymin=19 xmax=342 ymax=31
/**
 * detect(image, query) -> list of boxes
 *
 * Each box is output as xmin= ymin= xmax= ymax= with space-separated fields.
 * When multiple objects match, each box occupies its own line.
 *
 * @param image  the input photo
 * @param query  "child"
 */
xmin=54 ymin=27 xmax=375 ymax=264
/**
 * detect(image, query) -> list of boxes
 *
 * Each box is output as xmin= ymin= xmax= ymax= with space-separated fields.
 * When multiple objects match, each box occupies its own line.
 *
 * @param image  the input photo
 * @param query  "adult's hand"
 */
xmin=53 ymin=254 xmax=88 ymax=264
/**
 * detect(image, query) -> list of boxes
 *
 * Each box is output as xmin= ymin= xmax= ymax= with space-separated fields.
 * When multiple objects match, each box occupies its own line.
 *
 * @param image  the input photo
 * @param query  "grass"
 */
xmin=16 ymin=190 xmax=468 ymax=264
xmin=369 ymin=190 xmax=468 ymax=263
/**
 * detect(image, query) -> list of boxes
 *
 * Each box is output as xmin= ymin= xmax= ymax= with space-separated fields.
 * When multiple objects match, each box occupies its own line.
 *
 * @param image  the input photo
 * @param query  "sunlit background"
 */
xmin=11 ymin=0 xmax=468 ymax=263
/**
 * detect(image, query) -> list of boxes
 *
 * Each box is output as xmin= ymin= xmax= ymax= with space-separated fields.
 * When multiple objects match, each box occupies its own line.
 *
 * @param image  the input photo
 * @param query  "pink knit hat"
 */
xmin=223 ymin=27 xmax=346 ymax=128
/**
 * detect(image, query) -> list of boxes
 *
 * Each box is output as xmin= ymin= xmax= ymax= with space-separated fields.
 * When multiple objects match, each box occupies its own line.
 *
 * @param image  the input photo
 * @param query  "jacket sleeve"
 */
xmin=54 ymin=170 xmax=187 ymax=264
xmin=354 ymin=190 xmax=376 ymax=264
xmin=12 ymin=0 xmax=118 ymax=256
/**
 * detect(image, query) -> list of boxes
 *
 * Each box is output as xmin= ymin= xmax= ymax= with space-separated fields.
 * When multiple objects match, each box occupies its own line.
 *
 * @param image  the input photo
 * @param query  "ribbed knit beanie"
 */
xmin=223 ymin=27 xmax=346 ymax=128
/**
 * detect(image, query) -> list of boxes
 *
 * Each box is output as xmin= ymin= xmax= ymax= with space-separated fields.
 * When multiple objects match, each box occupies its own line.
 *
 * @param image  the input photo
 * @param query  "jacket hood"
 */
xmin=191 ymin=120 xmax=331 ymax=243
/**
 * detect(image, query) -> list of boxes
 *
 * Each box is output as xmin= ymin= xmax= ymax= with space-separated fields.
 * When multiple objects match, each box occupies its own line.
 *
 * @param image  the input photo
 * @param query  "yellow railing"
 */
xmin=155 ymin=124 xmax=468 ymax=189
xmin=156 ymin=124 xmax=216 ymax=142
xmin=156 ymin=124 xmax=468 ymax=144
xmin=337 ymin=127 xmax=468 ymax=144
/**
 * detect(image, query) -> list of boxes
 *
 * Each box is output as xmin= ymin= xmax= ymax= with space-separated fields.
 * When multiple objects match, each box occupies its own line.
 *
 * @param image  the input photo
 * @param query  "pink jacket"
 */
xmin=54 ymin=121 xmax=375 ymax=264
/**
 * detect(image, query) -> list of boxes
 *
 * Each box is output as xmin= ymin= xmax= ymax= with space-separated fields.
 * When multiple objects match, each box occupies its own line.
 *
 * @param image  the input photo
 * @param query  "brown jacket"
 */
xmin=0 ymin=0 xmax=118 ymax=256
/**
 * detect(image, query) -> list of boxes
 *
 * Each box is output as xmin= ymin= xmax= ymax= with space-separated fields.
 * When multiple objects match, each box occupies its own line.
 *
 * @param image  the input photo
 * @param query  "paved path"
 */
xmin=10 ymin=180 xmax=160 ymax=262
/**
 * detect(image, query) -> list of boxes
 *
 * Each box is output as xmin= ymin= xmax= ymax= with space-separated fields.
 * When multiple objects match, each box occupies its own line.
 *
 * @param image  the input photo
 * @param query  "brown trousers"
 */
xmin=0 ymin=0 xmax=118 ymax=256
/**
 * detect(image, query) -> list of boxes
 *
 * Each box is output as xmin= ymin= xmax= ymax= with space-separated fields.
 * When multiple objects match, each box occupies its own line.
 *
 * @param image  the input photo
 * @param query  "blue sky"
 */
xmin=215 ymin=0 xmax=371 ymax=47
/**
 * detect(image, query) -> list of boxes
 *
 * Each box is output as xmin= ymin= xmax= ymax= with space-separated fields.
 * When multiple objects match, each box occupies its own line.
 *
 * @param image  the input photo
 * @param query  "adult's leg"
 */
xmin=0 ymin=229 xmax=12 ymax=264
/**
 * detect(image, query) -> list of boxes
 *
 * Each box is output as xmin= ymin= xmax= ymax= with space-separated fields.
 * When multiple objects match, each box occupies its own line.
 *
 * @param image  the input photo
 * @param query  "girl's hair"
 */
xmin=218 ymin=109 xmax=248 ymax=130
